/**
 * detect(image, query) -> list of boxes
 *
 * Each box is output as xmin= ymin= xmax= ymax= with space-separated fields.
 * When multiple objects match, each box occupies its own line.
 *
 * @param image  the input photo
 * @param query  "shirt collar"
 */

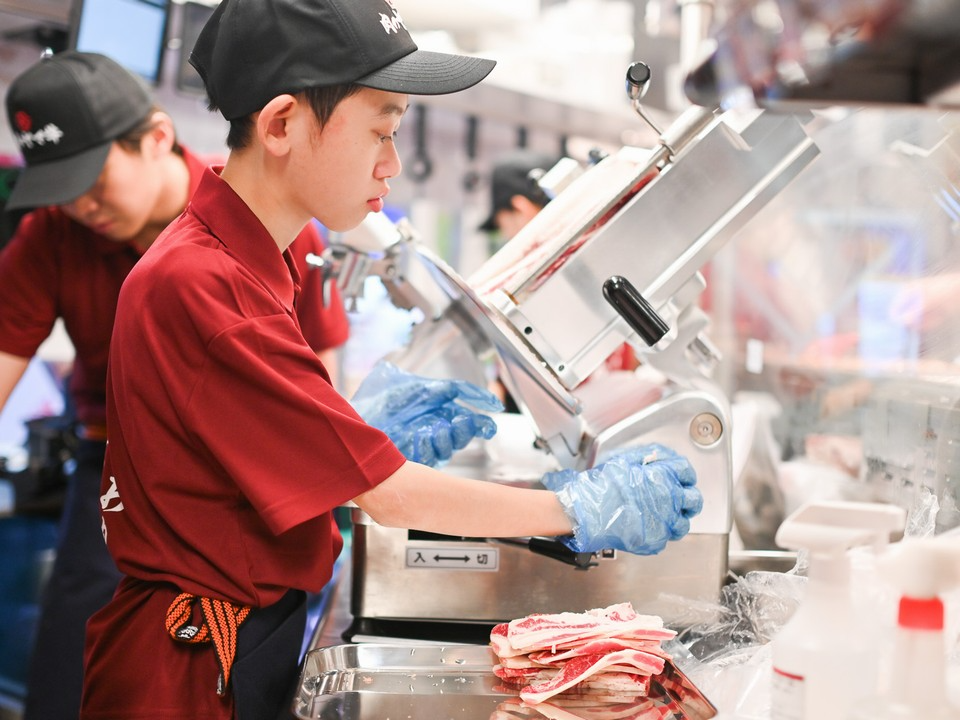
xmin=188 ymin=166 xmax=297 ymax=312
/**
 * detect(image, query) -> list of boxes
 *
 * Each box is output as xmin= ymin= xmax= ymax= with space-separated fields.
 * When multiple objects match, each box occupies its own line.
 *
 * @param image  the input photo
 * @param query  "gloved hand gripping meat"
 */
xmin=351 ymin=361 xmax=504 ymax=467
xmin=541 ymin=443 xmax=703 ymax=555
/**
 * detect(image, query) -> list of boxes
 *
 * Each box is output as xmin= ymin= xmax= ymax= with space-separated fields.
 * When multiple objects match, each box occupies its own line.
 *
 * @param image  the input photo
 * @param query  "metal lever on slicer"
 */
xmin=305 ymin=252 xmax=334 ymax=308
xmin=603 ymin=275 xmax=669 ymax=347
xmin=626 ymin=62 xmax=664 ymax=135
xmin=527 ymin=537 xmax=598 ymax=570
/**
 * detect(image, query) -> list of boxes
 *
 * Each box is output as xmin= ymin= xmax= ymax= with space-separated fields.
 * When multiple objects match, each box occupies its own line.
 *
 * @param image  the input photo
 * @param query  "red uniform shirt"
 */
xmin=82 ymin=168 xmax=404 ymax=719
xmin=0 ymin=147 xmax=348 ymax=428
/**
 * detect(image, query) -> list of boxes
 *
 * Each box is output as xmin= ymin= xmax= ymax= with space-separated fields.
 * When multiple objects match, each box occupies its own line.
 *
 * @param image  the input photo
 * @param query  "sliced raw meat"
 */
xmin=530 ymin=639 xmax=667 ymax=665
xmin=581 ymin=672 xmax=652 ymax=694
xmin=520 ymin=650 xmax=666 ymax=704
xmin=492 ymin=622 xmax=527 ymax=658
xmin=490 ymin=602 xmax=675 ymax=706
xmin=501 ymin=654 xmax=545 ymax=669
xmin=507 ymin=606 xmax=673 ymax=654
xmin=494 ymin=664 xmax=552 ymax=682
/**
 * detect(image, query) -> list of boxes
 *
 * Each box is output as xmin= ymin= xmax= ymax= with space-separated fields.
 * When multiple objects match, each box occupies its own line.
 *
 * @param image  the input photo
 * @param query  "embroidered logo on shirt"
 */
xmin=101 ymin=475 xmax=124 ymax=513
xmin=378 ymin=0 xmax=406 ymax=34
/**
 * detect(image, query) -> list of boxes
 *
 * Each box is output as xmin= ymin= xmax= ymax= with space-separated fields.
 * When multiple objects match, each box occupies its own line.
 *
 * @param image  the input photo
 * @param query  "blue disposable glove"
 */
xmin=541 ymin=443 xmax=703 ymax=555
xmin=351 ymin=361 xmax=504 ymax=467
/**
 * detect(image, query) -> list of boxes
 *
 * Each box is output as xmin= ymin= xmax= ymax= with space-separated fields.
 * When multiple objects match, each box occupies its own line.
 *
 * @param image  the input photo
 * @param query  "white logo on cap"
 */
xmin=378 ymin=0 xmax=406 ymax=34
xmin=15 ymin=123 xmax=64 ymax=151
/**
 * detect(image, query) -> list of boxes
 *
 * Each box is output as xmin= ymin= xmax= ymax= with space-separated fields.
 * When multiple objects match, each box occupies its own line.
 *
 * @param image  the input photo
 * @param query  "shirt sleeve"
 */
xmin=0 ymin=210 xmax=60 ymax=358
xmin=188 ymin=315 xmax=404 ymax=534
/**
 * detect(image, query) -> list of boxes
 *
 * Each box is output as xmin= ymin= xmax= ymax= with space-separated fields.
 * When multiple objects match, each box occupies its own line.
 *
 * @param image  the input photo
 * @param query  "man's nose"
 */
xmin=378 ymin=144 xmax=402 ymax=180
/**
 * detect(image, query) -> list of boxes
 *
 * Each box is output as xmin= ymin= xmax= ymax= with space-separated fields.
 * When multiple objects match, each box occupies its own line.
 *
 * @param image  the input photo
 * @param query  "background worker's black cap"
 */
xmin=190 ymin=0 xmax=497 ymax=121
xmin=4 ymin=50 xmax=153 ymax=211
xmin=479 ymin=150 xmax=559 ymax=232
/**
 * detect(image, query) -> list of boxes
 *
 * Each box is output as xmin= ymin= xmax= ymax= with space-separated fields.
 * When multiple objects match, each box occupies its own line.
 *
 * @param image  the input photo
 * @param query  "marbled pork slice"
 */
xmin=506 ymin=604 xmax=670 ymax=654
xmin=491 ymin=622 xmax=528 ymax=658
xmin=519 ymin=650 xmax=666 ymax=704
xmin=530 ymin=638 xmax=669 ymax=665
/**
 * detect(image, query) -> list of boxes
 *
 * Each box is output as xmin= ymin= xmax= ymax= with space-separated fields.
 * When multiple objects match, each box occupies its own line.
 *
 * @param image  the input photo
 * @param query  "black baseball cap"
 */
xmin=4 ymin=51 xmax=154 ymax=211
xmin=190 ymin=0 xmax=497 ymax=121
xmin=479 ymin=151 xmax=558 ymax=232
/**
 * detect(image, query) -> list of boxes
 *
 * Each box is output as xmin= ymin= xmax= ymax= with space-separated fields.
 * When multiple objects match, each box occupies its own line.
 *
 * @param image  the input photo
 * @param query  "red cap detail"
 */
xmin=14 ymin=110 xmax=31 ymax=133
xmin=899 ymin=596 xmax=944 ymax=631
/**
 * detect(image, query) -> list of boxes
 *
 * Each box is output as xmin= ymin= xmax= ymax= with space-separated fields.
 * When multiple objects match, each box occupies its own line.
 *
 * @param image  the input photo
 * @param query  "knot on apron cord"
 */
xmin=166 ymin=592 xmax=252 ymax=696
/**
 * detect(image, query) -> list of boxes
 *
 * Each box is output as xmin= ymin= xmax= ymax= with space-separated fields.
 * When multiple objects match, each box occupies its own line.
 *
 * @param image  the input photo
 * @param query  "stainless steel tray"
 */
xmin=294 ymin=643 xmax=717 ymax=719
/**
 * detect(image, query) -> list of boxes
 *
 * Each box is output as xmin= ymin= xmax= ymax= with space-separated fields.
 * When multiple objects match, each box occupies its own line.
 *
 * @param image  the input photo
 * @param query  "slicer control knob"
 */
xmin=625 ymin=62 xmax=664 ymax=135
xmin=690 ymin=412 xmax=722 ymax=446
xmin=625 ymin=62 xmax=653 ymax=101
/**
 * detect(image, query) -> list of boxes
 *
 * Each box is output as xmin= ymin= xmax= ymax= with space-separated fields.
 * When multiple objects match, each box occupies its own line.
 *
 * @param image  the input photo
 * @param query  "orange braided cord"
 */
xmin=166 ymin=592 xmax=252 ymax=695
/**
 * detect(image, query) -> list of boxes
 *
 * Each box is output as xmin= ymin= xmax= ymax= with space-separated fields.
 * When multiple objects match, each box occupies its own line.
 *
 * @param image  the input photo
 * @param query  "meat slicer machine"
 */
xmin=314 ymin=67 xmax=820 ymax=638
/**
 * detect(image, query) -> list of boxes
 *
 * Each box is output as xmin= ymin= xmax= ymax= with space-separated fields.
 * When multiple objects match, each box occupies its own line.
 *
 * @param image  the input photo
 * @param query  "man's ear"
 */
xmin=142 ymin=111 xmax=176 ymax=158
xmin=510 ymin=194 xmax=543 ymax=222
xmin=256 ymin=94 xmax=299 ymax=157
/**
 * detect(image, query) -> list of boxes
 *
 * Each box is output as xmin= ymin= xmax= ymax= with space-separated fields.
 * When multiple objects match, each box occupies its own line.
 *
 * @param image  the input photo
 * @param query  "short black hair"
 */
xmin=115 ymin=105 xmax=183 ymax=157
xmin=219 ymin=84 xmax=363 ymax=150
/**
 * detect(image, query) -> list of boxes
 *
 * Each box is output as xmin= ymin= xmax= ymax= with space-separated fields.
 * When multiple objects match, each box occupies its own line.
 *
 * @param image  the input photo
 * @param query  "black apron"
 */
xmin=232 ymin=589 xmax=307 ymax=720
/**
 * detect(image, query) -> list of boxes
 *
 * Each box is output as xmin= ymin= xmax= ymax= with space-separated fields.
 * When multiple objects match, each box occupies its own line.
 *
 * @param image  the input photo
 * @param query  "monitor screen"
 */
xmin=71 ymin=0 xmax=170 ymax=84
xmin=177 ymin=1 xmax=216 ymax=94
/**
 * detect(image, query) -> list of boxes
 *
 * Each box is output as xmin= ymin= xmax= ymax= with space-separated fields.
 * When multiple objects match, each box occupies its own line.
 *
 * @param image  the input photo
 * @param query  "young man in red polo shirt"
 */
xmin=0 ymin=50 xmax=351 ymax=720
xmin=82 ymin=1 xmax=705 ymax=717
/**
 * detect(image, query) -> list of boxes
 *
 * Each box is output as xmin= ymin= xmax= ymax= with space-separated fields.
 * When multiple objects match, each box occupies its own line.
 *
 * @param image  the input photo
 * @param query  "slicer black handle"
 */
xmin=603 ymin=275 xmax=669 ymax=346
xmin=527 ymin=537 xmax=597 ymax=570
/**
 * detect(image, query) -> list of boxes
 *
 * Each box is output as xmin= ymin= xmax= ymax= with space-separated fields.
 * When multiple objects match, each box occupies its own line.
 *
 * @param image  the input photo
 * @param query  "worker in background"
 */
xmin=479 ymin=150 xmax=639 ymax=412
xmin=478 ymin=149 xmax=558 ymax=243
xmin=0 ymin=50 xmax=351 ymax=720
xmin=80 ymin=0 xmax=704 ymax=717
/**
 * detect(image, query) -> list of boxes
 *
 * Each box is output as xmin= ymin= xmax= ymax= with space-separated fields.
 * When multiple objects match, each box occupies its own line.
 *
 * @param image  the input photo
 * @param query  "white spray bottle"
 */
xmin=848 ymin=535 xmax=960 ymax=719
xmin=770 ymin=500 xmax=907 ymax=720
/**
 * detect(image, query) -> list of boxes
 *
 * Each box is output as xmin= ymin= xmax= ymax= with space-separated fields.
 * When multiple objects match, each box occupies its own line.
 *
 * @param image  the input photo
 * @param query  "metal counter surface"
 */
xmin=294 ymin=642 xmax=719 ymax=720
xmin=303 ymin=544 xmax=727 ymax=720
xmin=304 ymin=532 xmax=808 ymax=719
